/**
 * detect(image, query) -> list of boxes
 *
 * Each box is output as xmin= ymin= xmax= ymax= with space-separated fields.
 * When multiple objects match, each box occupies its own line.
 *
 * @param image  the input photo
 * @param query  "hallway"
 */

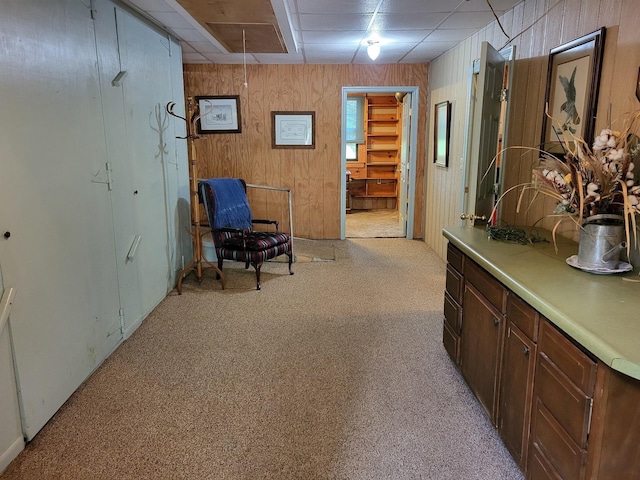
xmin=345 ymin=209 xmax=404 ymax=238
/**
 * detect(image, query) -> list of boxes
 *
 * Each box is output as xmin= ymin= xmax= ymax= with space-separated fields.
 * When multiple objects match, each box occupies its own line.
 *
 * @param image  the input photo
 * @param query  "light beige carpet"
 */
xmin=346 ymin=209 xmax=404 ymax=238
xmin=291 ymin=237 xmax=336 ymax=262
xmin=1 ymin=239 xmax=523 ymax=480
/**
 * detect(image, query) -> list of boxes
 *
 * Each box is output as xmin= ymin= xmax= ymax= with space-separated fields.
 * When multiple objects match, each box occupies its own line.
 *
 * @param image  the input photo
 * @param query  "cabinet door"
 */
xmin=499 ymin=323 xmax=536 ymax=470
xmin=461 ymin=283 xmax=505 ymax=425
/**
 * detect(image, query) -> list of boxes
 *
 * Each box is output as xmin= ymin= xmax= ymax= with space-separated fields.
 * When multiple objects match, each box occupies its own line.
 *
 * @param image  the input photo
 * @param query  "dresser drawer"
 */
xmin=465 ymin=259 xmax=507 ymax=313
xmin=447 ymin=243 xmax=464 ymax=274
xmin=528 ymin=442 xmax=564 ymax=480
xmin=445 ymin=265 xmax=463 ymax=304
xmin=530 ymin=399 xmax=587 ymax=480
xmin=535 ymin=354 xmax=592 ymax=447
xmin=539 ymin=320 xmax=596 ymax=395
xmin=506 ymin=293 xmax=539 ymax=342
xmin=443 ymin=320 xmax=460 ymax=365
xmin=444 ymin=291 xmax=462 ymax=334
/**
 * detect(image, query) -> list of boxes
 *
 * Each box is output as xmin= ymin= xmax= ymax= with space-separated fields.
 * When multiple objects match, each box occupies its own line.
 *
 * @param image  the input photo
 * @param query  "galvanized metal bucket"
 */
xmin=577 ymin=214 xmax=626 ymax=270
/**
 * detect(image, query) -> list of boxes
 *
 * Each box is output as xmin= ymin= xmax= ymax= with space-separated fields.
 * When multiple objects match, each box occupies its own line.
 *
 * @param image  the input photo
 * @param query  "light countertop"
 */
xmin=443 ymin=225 xmax=640 ymax=380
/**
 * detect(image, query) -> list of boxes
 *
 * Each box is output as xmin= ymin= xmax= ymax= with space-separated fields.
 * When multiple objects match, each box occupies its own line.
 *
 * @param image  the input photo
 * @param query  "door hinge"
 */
xmin=472 ymin=59 xmax=480 ymax=74
xmin=91 ymin=162 xmax=113 ymax=190
xmin=500 ymin=88 xmax=508 ymax=102
xmin=90 ymin=0 xmax=97 ymax=20
xmin=118 ymin=307 xmax=125 ymax=333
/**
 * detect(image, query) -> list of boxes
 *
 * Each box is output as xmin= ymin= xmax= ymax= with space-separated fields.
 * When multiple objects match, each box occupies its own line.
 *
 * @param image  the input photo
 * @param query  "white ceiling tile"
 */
xmin=285 ymin=0 xmax=298 ymax=14
xmin=302 ymin=44 xmax=359 ymax=55
xmin=296 ymin=0 xmax=379 ymax=14
xmin=439 ymin=11 xmax=496 ymax=29
xmin=302 ymin=30 xmax=367 ymax=44
xmin=180 ymin=42 xmax=196 ymax=53
xmin=146 ymin=11 xmax=196 ymax=30
xmin=371 ymin=13 xmax=448 ymax=30
xmin=128 ymin=0 xmax=524 ymax=64
xmin=186 ymin=41 xmax=224 ymax=54
xmin=458 ymin=0 xmax=522 ymax=12
xmin=379 ymin=0 xmax=454 ymax=13
xmin=299 ymin=14 xmax=372 ymax=31
xmin=376 ymin=30 xmax=434 ymax=43
xmin=170 ymin=28 xmax=208 ymax=42
xmin=123 ymin=0 xmax=176 ymax=13
xmin=304 ymin=52 xmax=357 ymax=64
xmin=426 ymin=28 xmax=478 ymax=42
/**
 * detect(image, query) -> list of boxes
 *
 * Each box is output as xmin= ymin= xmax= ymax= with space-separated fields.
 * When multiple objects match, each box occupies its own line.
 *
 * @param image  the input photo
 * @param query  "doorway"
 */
xmin=341 ymin=86 xmax=419 ymax=239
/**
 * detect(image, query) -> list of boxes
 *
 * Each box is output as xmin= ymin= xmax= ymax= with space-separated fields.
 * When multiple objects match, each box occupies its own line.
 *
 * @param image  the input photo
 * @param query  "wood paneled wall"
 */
xmin=426 ymin=0 xmax=640 ymax=260
xmin=183 ymin=64 xmax=428 ymax=239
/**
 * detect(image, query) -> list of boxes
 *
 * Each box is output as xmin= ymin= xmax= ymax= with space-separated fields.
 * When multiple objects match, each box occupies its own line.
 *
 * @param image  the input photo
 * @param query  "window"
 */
xmin=345 ymin=143 xmax=358 ymax=160
xmin=345 ymin=96 xmax=364 ymax=144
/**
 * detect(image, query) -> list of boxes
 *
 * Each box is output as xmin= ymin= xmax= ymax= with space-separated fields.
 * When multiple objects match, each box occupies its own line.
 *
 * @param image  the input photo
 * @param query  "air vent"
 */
xmin=205 ymin=22 xmax=286 ymax=53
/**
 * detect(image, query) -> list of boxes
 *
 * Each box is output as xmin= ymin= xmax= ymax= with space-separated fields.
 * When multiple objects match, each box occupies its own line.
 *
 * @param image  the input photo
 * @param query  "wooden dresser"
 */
xmin=442 ymin=226 xmax=640 ymax=480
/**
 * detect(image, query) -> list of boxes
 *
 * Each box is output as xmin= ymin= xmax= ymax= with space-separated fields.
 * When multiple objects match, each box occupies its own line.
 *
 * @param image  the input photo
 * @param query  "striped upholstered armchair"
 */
xmin=198 ymin=178 xmax=293 ymax=290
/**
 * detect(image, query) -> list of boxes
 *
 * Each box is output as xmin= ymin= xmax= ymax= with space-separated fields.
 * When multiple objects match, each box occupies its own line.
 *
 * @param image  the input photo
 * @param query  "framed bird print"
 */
xmin=540 ymin=27 xmax=606 ymax=157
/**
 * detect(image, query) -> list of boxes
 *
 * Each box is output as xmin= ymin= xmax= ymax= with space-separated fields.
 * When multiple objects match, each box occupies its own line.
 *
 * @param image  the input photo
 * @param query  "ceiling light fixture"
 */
xmin=366 ymin=40 xmax=380 ymax=61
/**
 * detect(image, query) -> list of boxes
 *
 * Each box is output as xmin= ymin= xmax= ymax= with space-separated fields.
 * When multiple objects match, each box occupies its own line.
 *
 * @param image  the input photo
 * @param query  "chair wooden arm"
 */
xmin=252 ymin=219 xmax=279 ymax=232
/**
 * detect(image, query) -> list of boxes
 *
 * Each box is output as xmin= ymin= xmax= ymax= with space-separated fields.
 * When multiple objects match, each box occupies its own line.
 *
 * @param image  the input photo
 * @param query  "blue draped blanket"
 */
xmin=200 ymin=178 xmax=253 ymax=230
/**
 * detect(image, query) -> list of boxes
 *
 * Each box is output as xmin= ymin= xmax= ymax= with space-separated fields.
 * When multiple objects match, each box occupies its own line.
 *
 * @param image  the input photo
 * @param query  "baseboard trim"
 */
xmin=0 ymin=435 xmax=25 ymax=474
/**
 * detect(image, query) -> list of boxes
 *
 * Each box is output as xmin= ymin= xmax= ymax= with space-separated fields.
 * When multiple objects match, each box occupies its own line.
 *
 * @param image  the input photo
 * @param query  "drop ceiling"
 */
xmin=122 ymin=0 xmax=523 ymax=64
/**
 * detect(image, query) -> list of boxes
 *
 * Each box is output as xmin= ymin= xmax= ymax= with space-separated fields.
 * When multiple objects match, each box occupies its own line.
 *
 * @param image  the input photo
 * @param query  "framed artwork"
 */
xmin=271 ymin=111 xmax=315 ymax=149
xmin=195 ymin=95 xmax=241 ymax=134
xmin=540 ymin=28 xmax=606 ymax=156
xmin=434 ymin=101 xmax=451 ymax=167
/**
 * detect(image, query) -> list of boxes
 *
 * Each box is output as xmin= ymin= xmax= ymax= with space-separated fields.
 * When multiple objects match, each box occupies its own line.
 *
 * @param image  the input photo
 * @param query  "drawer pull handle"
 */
xmin=493 ymin=317 xmax=500 ymax=327
xmin=523 ymin=346 xmax=530 ymax=356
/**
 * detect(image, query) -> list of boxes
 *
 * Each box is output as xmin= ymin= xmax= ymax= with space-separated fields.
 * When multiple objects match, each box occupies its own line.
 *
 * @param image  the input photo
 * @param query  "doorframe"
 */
xmin=340 ymin=86 xmax=419 ymax=240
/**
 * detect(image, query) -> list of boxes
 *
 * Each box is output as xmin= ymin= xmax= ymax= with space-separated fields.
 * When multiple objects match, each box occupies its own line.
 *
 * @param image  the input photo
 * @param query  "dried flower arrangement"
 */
xmin=535 ymin=111 xmax=640 ymax=221
xmin=498 ymin=110 xmax=640 ymax=250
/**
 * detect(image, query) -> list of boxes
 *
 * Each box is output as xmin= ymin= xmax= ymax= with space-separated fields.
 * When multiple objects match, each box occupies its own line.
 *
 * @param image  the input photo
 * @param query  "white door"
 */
xmin=398 ymin=93 xmax=412 ymax=235
xmin=0 ymin=0 xmax=122 ymax=439
xmin=463 ymin=42 xmax=505 ymax=224
xmin=96 ymin=5 xmax=178 ymax=335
